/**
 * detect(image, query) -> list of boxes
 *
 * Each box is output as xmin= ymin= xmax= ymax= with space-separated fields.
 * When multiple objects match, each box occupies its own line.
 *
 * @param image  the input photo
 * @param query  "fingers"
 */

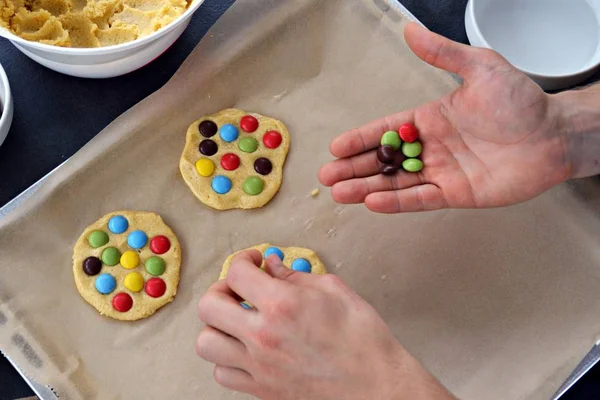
xmin=328 ymin=111 xmax=415 ymax=159
xmin=226 ymin=250 xmax=280 ymax=309
xmin=330 ymin=172 xmax=423 ymax=204
xmin=198 ymin=280 xmax=254 ymax=338
xmin=196 ymin=326 xmax=249 ymax=370
xmin=318 ymin=150 xmax=379 ymax=187
xmin=213 ymin=366 xmax=258 ymax=396
xmin=364 ymin=184 xmax=448 ymax=213
xmin=404 ymin=22 xmax=482 ymax=81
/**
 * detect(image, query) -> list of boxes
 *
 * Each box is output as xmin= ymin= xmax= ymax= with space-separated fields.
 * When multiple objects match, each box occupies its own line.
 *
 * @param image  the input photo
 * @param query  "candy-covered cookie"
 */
xmin=219 ymin=243 xmax=327 ymax=280
xmin=72 ymin=211 xmax=181 ymax=321
xmin=179 ymin=109 xmax=290 ymax=210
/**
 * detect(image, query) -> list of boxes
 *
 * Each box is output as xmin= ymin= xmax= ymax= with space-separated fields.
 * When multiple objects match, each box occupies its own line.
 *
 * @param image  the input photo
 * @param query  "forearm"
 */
xmin=553 ymin=83 xmax=600 ymax=179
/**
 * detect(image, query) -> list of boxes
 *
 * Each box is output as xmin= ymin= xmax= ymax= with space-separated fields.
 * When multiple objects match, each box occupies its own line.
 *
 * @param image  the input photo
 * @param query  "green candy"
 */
xmin=402 ymin=158 xmax=424 ymax=173
xmin=380 ymin=131 xmax=401 ymax=150
xmin=243 ymin=176 xmax=264 ymax=195
xmin=146 ymin=256 xmax=166 ymax=276
xmin=402 ymin=141 xmax=422 ymax=158
xmin=88 ymin=230 xmax=109 ymax=248
xmin=101 ymin=247 xmax=121 ymax=266
xmin=238 ymin=137 xmax=259 ymax=153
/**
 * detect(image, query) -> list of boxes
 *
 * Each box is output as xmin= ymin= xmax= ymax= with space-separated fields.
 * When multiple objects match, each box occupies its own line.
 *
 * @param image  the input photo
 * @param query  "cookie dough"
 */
xmin=0 ymin=0 xmax=190 ymax=48
xmin=180 ymin=109 xmax=291 ymax=210
xmin=72 ymin=211 xmax=182 ymax=321
xmin=219 ymin=243 xmax=327 ymax=280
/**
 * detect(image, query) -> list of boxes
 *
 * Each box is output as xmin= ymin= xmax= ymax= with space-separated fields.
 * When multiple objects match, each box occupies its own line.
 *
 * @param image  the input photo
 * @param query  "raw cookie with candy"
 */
xmin=72 ymin=211 xmax=181 ymax=321
xmin=219 ymin=243 xmax=327 ymax=280
xmin=180 ymin=109 xmax=290 ymax=210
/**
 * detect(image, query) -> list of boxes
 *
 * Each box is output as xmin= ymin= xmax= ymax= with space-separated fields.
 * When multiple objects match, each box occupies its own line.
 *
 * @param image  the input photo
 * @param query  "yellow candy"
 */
xmin=120 ymin=250 xmax=140 ymax=270
xmin=195 ymin=158 xmax=215 ymax=177
xmin=123 ymin=272 xmax=144 ymax=292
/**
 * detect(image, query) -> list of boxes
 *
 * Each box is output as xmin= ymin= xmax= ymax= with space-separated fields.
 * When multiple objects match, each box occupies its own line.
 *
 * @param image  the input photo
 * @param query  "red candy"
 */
xmin=240 ymin=115 xmax=259 ymax=132
xmin=263 ymin=131 xmax=282 ymax=149
xmin=399 ymin=123 xmax=419 ymax=143
xmin=145 ymin=278 xmax=166 ymax=298
xmin=221 ymin=153 xmax=240 ymax=171
xmin=150 ymin=235 xmax=170 ymax=254
xmin=112 ymin=292 xmax=133 ymax=312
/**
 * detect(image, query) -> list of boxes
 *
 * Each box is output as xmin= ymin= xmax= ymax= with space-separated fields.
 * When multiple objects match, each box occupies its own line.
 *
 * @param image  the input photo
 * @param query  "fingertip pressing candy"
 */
xmin=399 ymin=123 xmax=419 ymax=143
xmin=401 ymin=141 xmax=422 ymax=158
xmin=108 ymin=215 xmax=128 ymax=234
xmin=127 ymin=230 xmax=148 ymax=249
xmin=291 ymin=258 xmax=311 ymax=273
xmin=402 ymin=158 xmax=424 ymax=172
xmin=380 ymin=131 xmax=402 ymax=150
xmin=219 ymin=124 xmax=239 ymax=142
xmin=264 ymin=246 xmax=284 ymax=260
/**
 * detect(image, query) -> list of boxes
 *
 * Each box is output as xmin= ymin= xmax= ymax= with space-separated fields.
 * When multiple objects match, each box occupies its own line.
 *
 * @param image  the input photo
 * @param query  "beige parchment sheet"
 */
xmin=2 ymin=0 xmax=600 ymax=399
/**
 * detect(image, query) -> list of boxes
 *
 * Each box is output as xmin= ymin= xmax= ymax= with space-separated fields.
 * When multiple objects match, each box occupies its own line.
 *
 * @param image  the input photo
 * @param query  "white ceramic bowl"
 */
xmin=0 ymin=63 xmax=13 ymax=148
xmin=0 ymin=0 xmax=205 ymax=79
xmin=465 ymin=0 xmax=600 ymax=91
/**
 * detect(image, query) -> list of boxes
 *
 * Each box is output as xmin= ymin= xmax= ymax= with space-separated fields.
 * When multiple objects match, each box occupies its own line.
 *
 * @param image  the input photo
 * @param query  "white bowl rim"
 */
xmin=467 ymin=0 xmax=600 ymax=79
xmin=0 ymin=64 xmax=11 ymax=129
xmin=0 ymin=0 xmax=205 ymax=55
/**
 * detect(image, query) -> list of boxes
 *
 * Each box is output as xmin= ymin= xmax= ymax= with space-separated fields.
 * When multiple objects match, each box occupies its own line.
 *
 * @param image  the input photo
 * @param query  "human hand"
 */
xmin=319 ymin=23 xmax=571 ymax=213
xmin=196 ymin=251 xmax=455 ymax=400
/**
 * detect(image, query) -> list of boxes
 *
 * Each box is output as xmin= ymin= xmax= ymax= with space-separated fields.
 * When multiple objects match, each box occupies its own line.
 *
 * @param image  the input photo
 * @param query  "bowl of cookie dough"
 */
xmin=0 ymin=63 xmax=13 ymax=147
xmin=0 ymin=0 xmax=206 ymax=79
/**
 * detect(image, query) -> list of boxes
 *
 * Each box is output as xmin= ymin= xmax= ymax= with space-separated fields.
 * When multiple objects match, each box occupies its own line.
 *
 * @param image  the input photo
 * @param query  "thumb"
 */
xmin=264 ymin=255 xmax=299 ymax=282
xmin=404 ymin=22 xmax=497 ymax=82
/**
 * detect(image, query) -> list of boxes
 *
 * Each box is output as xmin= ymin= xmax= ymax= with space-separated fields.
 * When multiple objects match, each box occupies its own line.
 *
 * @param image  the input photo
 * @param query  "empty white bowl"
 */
xmin=0 ymin=63 xmax=13 ymax=148
xmin=465 ymin=0 xmax=600 ymax=91
xmin=0 ymin=0 xmax=205 ymax=79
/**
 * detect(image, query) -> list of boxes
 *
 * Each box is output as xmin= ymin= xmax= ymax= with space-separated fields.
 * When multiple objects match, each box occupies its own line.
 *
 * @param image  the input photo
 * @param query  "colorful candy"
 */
xmin=199 ymin=139 xmax=218 ymax=156
xmin=402 ymin=158 xmax=424 ymax=172
xmin=380 ymin=165 xmax=398 ymax=175
xmin=120 ymin=250 xmax=140 ymax=269
xmin=377 ymin=145 xmax=396 ymax=165
xmin=291 ymin=258 xmax=311 ymax=273
xmin=108 ymin=215 xmax=128 ymax=234
xmin=95 ymin=273 xmax=116 ymax=294
xmin=145 ymin=256 xmax=166 ymax=276
xmin=220 ymin=153 xmax=240 ymax=171
xmin=399 ymin=123 xmax=419 ymax=143
xmin=240 ymin=115 xmax=259 ymax=132
xmin=112 ymin=292 xmax=133 ymax=312
xmin=380 ymin=131 xmax=402 ymax=150
xmin=402 ymin=141 xmax=422 ymax=158
xmin=239 ymin=137 xmax=258 ymax=153
xmin=263 ymin=130 xmax=282 ymax=149
xmin=195 ymin=158 xmax=215 ymax=177
xmin=199 ymin=120 xmax=218 ymax=137
xmin=254 ymin=157 xmax=272 ymax=175
xmin=82 ymin=256 xmax=102 ymax=276
xmin=150 ymin=235 xmax=170 ymax=254
xmin=127 ymin=230 xmax=148 ymax=249
xmin=219 ymin=124 xmax=239 ymax=142
xmin=240 ymin=302 xmax=252 ymax=309
xmin=264 ymin=247 xmax=284 ymax=260
xmin=212 ymin=176 xmax=232 ymax=194
xmin=101 ymin=247 xmax=121 ymax=266
xmin=88 ymin=230 xmax=109 ymax=248
xmin=123 ymin=272 xmax=144 ymax=292
xmin=145 ymin=278 xmax=166 ymax=298
xmin=243 ymin=176 xmax=264 ymax=195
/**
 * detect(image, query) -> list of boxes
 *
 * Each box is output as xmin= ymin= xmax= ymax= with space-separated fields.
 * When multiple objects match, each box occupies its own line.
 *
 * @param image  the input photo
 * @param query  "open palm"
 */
xmin=319 ymin=23 xmax=570 ymax=213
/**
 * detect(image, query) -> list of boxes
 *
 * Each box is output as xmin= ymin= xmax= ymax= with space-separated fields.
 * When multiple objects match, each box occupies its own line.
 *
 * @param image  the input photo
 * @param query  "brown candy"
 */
xmin=254 ymin=157 xmax=273 ymax=175
xmin=199 ymin=139 xmax=218 ymax=156
xmin=377 ymin=145 xmax=396 ymax=165
xmin=83 ymin=256 xmax=102 ymax=276
xmin=199 ymin=120 xmax=218 ymax=138
xmin=380 ymin=164 xmax=398 ymax=176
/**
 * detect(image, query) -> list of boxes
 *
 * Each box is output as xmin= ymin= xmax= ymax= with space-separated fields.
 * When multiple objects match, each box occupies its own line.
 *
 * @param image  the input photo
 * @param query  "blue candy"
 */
xmin=108 ymin=215 xmax=128 ymax=234
xmin=219 ymin=124 xmax=239 ymax=142
xmin=127 ymin=230 xmax=148 ymax=249
xmin=212 ymin=176 xmax=232 ymax=194
xmin=264 ymin=247 xmax=284 ymax=261
xmin=95 ymin=273 xmax=116 ymax=294
xmin=291 ymin=258 xmax=311 ymax=273
xmin=241 ymin=302 xmax=252 ymax=309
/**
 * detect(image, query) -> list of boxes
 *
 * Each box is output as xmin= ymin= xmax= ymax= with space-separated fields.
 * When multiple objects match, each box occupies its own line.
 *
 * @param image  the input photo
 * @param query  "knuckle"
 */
xmin=197 ymin=295 xmax=214 ymax=322
xmin=195 ymin=332 xmax=211 ymax=359
xmin=320 ymin=273 xmax=345 ymax=289
xmin=253 ymin=326 xmax=281 ymax=350
xmin=213 ymin=366 xmax=228 ymax=386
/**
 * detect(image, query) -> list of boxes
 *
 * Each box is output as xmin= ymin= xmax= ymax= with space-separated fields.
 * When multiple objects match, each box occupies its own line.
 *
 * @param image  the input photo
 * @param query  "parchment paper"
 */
xmin=2 ymin=0 xmax=600 ymax=399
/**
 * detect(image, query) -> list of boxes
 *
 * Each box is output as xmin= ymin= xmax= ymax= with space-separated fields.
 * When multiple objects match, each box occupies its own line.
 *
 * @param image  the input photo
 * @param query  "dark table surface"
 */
xmin=1 ymin=1 xmax=599 ymax=398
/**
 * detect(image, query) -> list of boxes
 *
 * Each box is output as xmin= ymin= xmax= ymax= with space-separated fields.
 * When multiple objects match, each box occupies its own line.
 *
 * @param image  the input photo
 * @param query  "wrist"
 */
xmin=553 ymin=84 xmax=600 ymax=179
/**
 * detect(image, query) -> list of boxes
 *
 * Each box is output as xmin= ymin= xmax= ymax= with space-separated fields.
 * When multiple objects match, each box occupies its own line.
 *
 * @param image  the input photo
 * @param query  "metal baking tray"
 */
xmin=0 ymin=1 xmax=594 ymax=398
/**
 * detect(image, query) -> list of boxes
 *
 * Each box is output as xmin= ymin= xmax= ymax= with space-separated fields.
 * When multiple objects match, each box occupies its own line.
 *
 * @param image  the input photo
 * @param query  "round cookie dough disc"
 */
xmin=72 ymin=211 xmax=182 ymax=321
xmin=179 ymin=109 xmax=291 ymax=210
xmin=219 ymin=243 xmax=327 ymax=280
